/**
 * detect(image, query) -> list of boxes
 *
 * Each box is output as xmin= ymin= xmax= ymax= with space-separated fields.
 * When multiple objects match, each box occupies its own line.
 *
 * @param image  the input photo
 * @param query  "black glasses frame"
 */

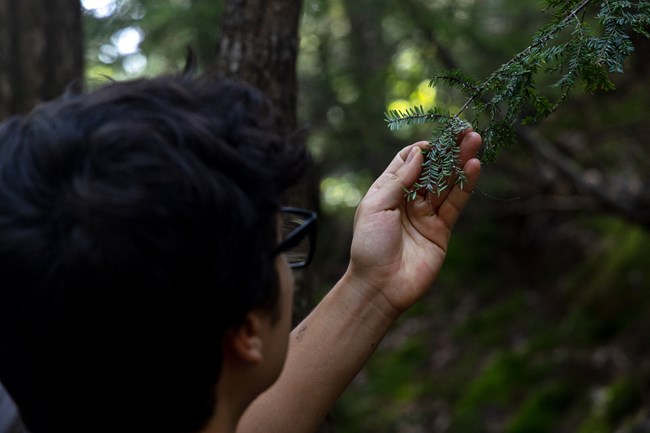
xmin=274 ymin=207 xmax=318 ymax=269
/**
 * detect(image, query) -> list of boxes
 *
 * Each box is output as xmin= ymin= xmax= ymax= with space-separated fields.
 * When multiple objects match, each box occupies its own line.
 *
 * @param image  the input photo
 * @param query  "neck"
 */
xmin=198 ymin=402 xmax=239 ymax=433
xmin=199 ymin=365 xmax=257 ymax=433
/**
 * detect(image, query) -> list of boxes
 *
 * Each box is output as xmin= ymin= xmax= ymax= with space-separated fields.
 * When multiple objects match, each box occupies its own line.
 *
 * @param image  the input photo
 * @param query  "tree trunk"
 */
xmin=0 ymin=0 xmax=84 ymax=119
xmin=211 ymin=0 xmax=302 ymax=134
xmin=211 ymin=0 xmax=319 ymax=323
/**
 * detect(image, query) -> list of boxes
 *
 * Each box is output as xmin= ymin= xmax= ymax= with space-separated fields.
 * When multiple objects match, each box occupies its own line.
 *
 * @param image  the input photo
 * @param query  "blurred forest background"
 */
xmin=1 ymin=0 xmax=649 ymax=432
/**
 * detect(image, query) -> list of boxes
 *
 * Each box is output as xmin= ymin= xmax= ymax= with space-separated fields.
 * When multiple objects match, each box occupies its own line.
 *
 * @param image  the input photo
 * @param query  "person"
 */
xmin=0 ymin=74 xmax=481 ymax=433
xmin=0 ymin=382 xmax=26 ymax=433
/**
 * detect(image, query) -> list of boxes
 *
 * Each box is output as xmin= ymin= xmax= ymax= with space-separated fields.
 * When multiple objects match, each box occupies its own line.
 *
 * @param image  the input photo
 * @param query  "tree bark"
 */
xmin=211 ymin=0 xmax=302 ymax=134
xmin=0 ymin=0 xmax=83 ymax=119
xmin=211 ymin=0 xmax=318 ymax=323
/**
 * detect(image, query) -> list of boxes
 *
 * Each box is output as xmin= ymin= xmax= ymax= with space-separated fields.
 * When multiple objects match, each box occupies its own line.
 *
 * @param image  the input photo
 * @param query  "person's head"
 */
xmin=0 ymin=75 xmax=309 ymax=433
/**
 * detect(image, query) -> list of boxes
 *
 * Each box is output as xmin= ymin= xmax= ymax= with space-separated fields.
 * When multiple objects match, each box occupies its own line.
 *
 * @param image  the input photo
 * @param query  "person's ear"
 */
xmin=226 ymin=312 xmax=266 ymax=364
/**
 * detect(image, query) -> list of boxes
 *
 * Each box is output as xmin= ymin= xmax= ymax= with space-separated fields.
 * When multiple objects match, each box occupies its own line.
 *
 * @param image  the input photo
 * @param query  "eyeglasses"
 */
xmin=274 ymin=207 xmax=317 ymax=269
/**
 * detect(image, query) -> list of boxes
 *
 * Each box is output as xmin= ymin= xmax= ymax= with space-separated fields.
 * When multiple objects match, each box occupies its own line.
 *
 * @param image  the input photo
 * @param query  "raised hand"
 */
xmin=237 ymin=131 xmax=481 ymax=433
xmin=345 ymin=130 xmax=482 ymax=317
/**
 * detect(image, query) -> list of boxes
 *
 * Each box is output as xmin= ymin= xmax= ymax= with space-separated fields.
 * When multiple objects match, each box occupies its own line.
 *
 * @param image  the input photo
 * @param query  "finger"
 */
xmin=375 ymin=141 xmax=428 ymax=183
xmin=362 ymin=145 xmax=424 ymax=211
xmin=436 ymin=157 xmax=481 ymax=229
xmin=402 ymin=157 xmax=480 ymax=250
xmin=428 ymin=131 xmax=482 ymax=209
xmin=364 ymin=141 xmax=428 ymax=200
xmin=458 ymin=131 xmax=482 ymax=167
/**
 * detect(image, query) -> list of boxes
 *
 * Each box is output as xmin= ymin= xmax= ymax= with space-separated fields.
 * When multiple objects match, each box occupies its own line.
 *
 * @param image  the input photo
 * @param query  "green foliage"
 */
xmin=386 ymin=0 xmax=650 ymax=197
xmin=384 ymin=105 xmax=449 ymax=131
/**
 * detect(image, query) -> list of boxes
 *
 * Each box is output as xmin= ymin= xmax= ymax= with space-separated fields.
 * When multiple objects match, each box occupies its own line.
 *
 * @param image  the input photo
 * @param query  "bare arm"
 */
xmin=237 ymin=131 xmax=482 ymax=433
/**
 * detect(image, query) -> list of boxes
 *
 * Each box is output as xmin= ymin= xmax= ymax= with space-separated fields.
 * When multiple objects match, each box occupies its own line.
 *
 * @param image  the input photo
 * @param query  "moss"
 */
xmin=575 ymin=375 xmax=646 ymax=433
xmin=454 ymin=293 xmax=526 ymax=343
xmin=453 ymin=352 xmax=539 ymax=428
xmin=505 ymin=382 xmax=572 ymax=433
xmin=605 ymin=376 xmax=644 ymax=425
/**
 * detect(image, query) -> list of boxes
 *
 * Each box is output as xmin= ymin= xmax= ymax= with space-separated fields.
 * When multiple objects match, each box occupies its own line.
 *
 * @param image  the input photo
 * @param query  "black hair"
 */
xmin=0 ymin=75 xmax=307 ymax=433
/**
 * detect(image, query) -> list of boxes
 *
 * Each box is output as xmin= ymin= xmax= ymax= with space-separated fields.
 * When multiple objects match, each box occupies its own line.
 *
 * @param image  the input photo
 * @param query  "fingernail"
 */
xmin=406 ymin=147 xmax=418 ymax=164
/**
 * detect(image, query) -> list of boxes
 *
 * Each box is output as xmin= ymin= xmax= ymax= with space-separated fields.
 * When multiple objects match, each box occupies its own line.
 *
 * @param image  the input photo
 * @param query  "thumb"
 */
xmin=365 ymin=146 xmax=423 ymax=210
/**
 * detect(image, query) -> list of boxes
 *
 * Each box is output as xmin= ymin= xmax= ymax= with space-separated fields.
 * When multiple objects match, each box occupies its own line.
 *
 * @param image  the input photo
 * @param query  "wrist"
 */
xmin=336 ymin=266 xmax=403 ymax=325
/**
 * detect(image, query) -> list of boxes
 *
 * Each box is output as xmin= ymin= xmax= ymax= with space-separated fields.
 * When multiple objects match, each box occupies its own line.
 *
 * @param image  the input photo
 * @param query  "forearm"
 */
xmin=236 ymin=271 xmax=398 ymax=433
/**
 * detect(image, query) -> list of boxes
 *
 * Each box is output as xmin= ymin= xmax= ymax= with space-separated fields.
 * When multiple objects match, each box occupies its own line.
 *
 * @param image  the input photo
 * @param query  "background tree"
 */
xmin=0 ymin=0 xmax=83 ymax=119
xmin=211 ymin=0 xmax=322 ymax=325
xmin=212 ymin=0 xmax=302 ymax=134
